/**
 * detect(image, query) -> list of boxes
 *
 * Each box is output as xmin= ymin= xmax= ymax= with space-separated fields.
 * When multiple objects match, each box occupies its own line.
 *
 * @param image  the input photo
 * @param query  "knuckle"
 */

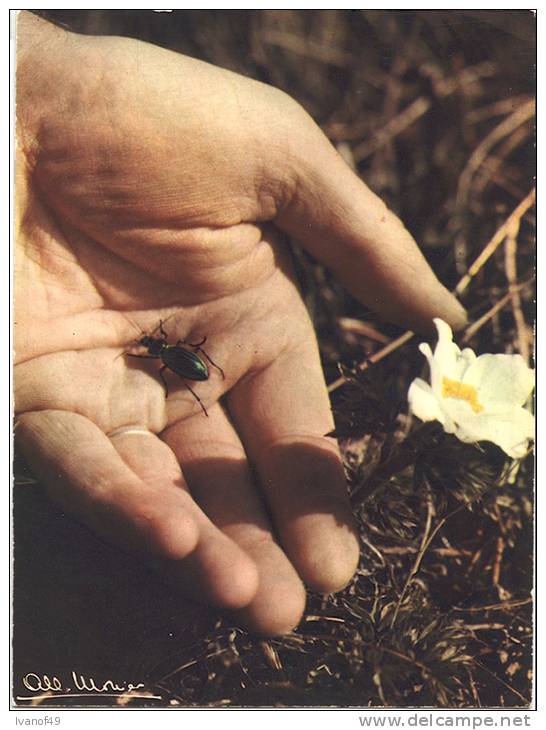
xmin=134 ymin=503 xmax=197 ymax=560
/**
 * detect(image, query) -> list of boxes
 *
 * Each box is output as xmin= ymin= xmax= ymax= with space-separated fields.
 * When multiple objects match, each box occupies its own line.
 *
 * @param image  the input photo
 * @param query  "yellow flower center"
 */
xmin=442 ymin=376 xmax=483 ymax=413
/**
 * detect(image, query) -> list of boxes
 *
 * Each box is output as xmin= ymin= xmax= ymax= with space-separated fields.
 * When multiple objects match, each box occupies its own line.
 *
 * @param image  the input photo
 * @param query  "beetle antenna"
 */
xmin=149 ymin=320 xmax=163 ymax=337
xmin=153 ymin=310 xmax=183 ymax=336
xmin=121 ymin=314 xmax=146 ymax=338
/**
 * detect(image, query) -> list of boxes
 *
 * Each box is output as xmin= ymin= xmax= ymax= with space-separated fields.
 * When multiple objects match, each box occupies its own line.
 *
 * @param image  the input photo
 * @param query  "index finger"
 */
xmin=274 ymin=111 xmax=467 ymax=334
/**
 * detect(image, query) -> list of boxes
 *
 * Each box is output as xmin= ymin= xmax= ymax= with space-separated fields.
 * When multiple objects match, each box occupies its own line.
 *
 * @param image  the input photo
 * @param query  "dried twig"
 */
xmin=453 ymin=598 xmax=532 ymax=613
xmin=260 ymin=641 xmax=283 ymax=671
xmin=473 ymin=660 xmax=530 ymax=705
xmin=337 ymin=317 xmax=390 ymax=343
xmin=466 ymin=95 xmax=533 ymax=124
xmin=390 ymin=493 xmax=435 ymax=629
xmin=327 ymin=330 xmax=414 ymax=393
xmin=461 ymin=279 xmax=534 ymax=344
xmin=328 ymin=190 xmax=534 ymax=393
xmin=504 ymin=217 xmax=532 ymax=364
xmin=466 ymin=666 xmax=482 ymax=707
xmin=492 ymin=536 xmax=506 ymax=589
xmin=455 ymin=188 xmax=535 ymax=296
xmin=261 ymin=28 xmax=354 ymax=67
xmin=328 ymin=61 xmax=496 ymax=144
xmin=455 ymin=100 xmax=535 ymax=211
xmin=473 ymin=124 xmax=531 ymax=199
xmin=354 ymin=97 xmax=430 ymax=161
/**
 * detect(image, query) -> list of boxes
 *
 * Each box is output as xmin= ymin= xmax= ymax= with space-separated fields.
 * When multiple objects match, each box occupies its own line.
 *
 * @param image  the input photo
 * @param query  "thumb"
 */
xmin=275 ymin=112 xmax=466 ymax=334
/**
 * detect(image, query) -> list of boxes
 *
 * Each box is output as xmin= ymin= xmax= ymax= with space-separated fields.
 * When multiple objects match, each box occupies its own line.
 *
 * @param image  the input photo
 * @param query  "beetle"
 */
xmin=125 ymin=320 xmax=224 ymax=416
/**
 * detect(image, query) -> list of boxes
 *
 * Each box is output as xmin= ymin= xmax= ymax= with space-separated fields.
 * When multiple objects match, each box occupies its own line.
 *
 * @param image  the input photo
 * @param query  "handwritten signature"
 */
xmin=22 ymin=671 xmax=145 ymax=696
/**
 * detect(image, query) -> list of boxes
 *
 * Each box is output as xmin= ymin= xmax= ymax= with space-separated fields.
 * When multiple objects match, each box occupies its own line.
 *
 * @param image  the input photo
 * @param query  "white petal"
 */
xmin=463 ymin=353 xmax=535 ymax=409
xmin=408 ymin=378 xmax=455 ymax=432
xmin=432 ymin=319 xmax=458 ymax=370
xmin=432 ymin=318 xmax=472 ymax=380
xmin=418 ymin=342 xmax=443 ymax=393
xmin=441 ymin=397 xmax=478 ymax=425
xmin=460 ymin=347 xmax=477 ymax=367
xmin=453 ymin=348 xmax=476 ymax=380
xmin=453 ymin=407 xmax=535 ymax=458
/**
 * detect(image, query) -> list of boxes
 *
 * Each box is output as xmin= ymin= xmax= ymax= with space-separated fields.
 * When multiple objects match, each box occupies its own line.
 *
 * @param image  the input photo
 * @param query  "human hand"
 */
xmin=15 ymin=12 xmax=466 ymax=635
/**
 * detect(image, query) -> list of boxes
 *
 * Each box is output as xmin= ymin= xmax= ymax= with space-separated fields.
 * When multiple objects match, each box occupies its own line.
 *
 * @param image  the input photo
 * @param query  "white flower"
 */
xmin=408 ymin=318 xmax=535 ymax=458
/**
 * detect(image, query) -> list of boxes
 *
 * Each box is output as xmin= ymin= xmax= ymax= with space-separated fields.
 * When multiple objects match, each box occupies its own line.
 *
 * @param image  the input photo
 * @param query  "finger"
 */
xmin=15 ymin=410 xmax=257 ymax=610
xmin=227 ymin=334 xmax=361 ymax=594
xmin=111 ymin=425 xmax=259 ymax=611
xmin=274 ymin=111 xmax=467 ymax=333
xmin=163 ymin=405 xmax=307 ymax=636
xmin=15 ymin=410 xmax=199 ymax=558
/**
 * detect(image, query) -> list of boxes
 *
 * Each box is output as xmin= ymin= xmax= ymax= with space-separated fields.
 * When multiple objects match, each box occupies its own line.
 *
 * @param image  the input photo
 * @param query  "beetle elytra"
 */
xmin=125 ymin=320 xmax=224 ymax=416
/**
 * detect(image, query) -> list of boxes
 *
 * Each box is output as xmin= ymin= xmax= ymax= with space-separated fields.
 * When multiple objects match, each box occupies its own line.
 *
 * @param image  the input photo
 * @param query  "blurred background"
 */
xmin=14 ymin=10 xmax=535 ymax=709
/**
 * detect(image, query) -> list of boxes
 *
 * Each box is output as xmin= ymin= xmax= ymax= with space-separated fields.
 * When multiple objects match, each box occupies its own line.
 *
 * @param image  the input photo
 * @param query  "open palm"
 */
xmin=15 ymin=13 xmax=466 ymax=635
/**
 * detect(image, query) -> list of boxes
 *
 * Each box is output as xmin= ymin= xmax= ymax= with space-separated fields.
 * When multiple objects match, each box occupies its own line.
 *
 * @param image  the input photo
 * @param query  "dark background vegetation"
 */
xmin=14 ymin=10 xmax=535 ymax=708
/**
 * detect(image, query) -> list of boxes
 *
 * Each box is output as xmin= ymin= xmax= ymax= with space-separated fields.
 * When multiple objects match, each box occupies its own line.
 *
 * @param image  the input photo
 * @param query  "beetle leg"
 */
xmin=158 ymin=320 xmax=170 ymax=339
xmin=126 ymin=353 xmax=159 ymax=359
xmin=196 ymin=347 xmax=225 ymax=380
xmin=177 ymin=335 xmax=207 ymax=348
xmin=184 ymin=381 xmax=209 ymax=417
xmin=176 ymin=336 xmax=224 ymax=380
xmin=181 ymin=380 xmax=209 ymax=417
xmin=158 ymin=365 xmax=170 ymax=398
